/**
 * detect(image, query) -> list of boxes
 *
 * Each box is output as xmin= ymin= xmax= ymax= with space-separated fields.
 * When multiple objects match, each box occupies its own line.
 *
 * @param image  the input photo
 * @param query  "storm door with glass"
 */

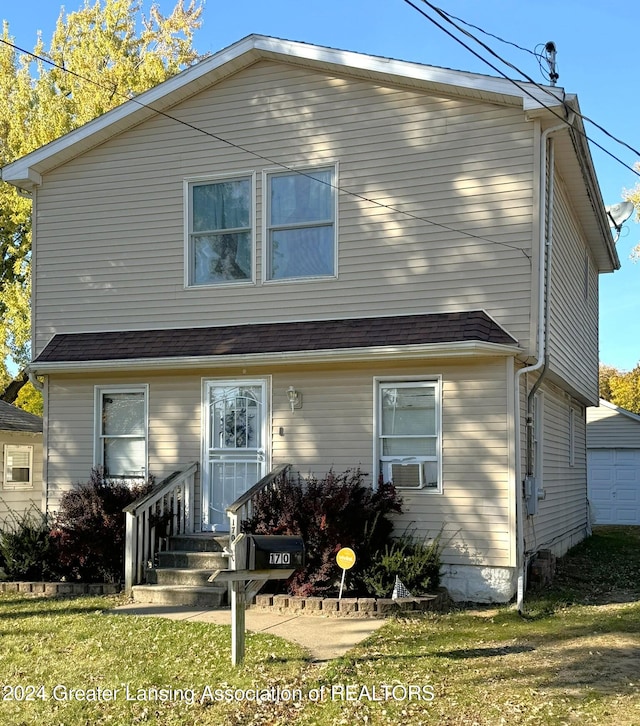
xmin=202 ymin=380 xmax=267 ymax=530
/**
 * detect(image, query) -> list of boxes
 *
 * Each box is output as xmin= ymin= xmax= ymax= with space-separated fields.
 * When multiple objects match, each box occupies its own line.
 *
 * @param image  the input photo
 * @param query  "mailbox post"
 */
xmin=209 ymin=533 xmax=305 ymax=666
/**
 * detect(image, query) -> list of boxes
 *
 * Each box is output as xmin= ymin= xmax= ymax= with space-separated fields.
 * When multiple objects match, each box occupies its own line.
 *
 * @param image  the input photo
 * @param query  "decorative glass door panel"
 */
xmin=202 ymin=380 xmax=267 ymax=530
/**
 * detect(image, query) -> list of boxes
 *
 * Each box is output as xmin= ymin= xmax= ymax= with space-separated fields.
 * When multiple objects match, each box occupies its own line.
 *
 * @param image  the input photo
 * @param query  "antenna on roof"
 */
xmin=544 ymin=41 xmax=559 ymax=86
xmin=605 ymin=201 xmax=635 ymax=242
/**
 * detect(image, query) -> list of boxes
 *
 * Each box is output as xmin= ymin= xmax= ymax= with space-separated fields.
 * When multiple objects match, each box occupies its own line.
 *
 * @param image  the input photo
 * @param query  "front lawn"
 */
xmin=1 ymin=526 xmax=639 ymax=725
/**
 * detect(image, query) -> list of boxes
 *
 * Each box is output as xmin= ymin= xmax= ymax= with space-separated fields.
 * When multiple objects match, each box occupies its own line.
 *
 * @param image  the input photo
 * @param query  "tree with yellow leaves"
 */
xmin=599 ymin=362 xmax=640 ymax=415
xmin=0 ymin=0 xmax=203 ymax=411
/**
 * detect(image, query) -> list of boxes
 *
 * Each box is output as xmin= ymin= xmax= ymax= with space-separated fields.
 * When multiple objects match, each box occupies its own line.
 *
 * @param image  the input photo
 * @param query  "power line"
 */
xmin=0 ymin=36 xmax=531 ymax=257
xmin=403 ymin=0 xmax=640 ymax=178
xmin=435 ymin=7 xmax=541 ymax=59
xmin=434 ymin=4 xmax=640 ymax=161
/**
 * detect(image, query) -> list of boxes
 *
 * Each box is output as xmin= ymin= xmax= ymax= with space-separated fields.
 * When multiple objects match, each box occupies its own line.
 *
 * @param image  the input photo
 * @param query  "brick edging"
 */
xmin=251 ymin=588 xmax=450 ymax=618
xmin=0 ymin=582 xmax=120 ymax=596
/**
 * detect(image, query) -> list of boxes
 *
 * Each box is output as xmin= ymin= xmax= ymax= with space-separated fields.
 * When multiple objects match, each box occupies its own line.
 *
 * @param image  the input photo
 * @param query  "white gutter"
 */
xmin=28 ymin=339 xmax=523 ymax=375
xmin=514 ymin=116 xmax=572 ymax=613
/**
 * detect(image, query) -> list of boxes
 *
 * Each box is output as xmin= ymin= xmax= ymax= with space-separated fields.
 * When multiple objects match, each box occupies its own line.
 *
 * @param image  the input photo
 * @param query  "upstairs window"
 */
xmin=265 ymin=167 xmax=336 ymax=280
xmin=378 ymin=380 xmax=441 ymax=491
xmin=95 ymin=386 xmax=148 ymax=479
xmin=187 ymin=176 xmax=253 ymax=286
xmin=3 ymin=445 xmax=33 ymax=490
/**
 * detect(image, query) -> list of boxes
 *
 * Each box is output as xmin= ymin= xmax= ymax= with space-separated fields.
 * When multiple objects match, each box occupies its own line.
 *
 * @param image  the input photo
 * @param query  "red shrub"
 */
xmin=52 ymin=468 xmax=152 ymax=583
xmin=242 ymin=468 xmax=402 ymax=596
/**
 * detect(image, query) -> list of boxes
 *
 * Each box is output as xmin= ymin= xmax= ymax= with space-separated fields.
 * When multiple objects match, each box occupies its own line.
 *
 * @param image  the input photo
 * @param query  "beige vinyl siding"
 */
xmin=45 ymin=356 xmax=513 ymax=568
xmin=548 ymin=171 xmax=599 ymax=404
xmin=587 ymin=404 xmax=640 ymax=448
xmin=34 ymin=60 xmax=534 ymax=355
xmin=0 ymin=432 xmax=44 ymax=520
xmin=46 ymin=375 xmax=203 ymax=516
xmin=523 ymin=381 xmax=589 ymax=557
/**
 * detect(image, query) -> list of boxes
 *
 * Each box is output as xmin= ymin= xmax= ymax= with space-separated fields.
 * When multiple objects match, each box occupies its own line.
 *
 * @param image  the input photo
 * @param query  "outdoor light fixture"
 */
xmin=287 ymin=386 xmax=302 ymax=412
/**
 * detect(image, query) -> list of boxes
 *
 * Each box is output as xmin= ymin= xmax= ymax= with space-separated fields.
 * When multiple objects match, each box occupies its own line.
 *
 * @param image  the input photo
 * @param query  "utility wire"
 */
xmin=434 ymin=4 xmax=640 ymax=161
xmin=403 ymin=0 xmax=640 ymax=178
xmin=435 ymin=6 xmax=540 ymax=59
xmin=0 ymin=35 xmax=531 ymax=257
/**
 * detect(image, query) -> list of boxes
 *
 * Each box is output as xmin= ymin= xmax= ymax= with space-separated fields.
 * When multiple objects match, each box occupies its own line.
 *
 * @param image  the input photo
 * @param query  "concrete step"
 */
xmin=146 ymin=568 xmax=221 ymax=587
xmin=157 ymin=551 xmax=229 ymax=569
xmin=167 ymin=534 xmax=229 ymax=552
xmin=132 ymin=584 xmax=227 ymax=608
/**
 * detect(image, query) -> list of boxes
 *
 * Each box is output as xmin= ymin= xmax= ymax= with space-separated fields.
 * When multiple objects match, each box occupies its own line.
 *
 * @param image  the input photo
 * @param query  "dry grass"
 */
xmin=0 ymin=526 xmax=639 ymax=725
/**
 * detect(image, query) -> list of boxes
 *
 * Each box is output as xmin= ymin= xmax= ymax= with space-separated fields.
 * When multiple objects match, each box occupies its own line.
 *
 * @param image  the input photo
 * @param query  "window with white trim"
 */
xmin=265 ymin=166 xmax=336 ymax=280
xmin=377 ymin=380 xmax=441 ymax=490
xmin=95 ymin=386 xmax=148 ymax=479
xmin=187 ymin=176 xmax=253 ymax=286
xmin=3 ymin=445 xmax=33 ymax=490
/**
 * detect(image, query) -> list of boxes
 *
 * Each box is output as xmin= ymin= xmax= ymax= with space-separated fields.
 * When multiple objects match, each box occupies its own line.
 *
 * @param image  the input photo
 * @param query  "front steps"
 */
xmin=131 ymin=533 xmax=230 ymax=608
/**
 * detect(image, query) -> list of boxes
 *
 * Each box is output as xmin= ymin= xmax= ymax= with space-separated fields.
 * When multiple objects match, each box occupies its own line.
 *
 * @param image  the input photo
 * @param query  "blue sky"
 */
xmin=3 ymin=0 xmax=639 ymax=370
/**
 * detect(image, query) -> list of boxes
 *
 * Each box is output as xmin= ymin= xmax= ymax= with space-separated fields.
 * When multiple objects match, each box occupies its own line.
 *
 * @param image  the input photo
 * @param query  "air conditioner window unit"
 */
xmin=384 ymin=461 xmax=424 ymax=489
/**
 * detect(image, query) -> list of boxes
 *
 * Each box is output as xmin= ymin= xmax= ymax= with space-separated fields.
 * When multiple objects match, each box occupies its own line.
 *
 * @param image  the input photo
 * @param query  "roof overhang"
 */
xmin=29 ymin=340 xmax=522 ymax=375
xmin=2 ymin=34 xmax=566 ymax=191
xmin=527 ymin=99 xmax=620 ymax=272
xmin=29 ymin=311 xmax=522 ymax=374
xmin=593 ymin=398 xmax=640 ymax=423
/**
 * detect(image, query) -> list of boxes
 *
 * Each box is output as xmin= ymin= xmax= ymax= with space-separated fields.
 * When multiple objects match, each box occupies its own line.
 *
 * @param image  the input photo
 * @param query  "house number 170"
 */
xmin=269 ymin=552 xmax=291 ymax=565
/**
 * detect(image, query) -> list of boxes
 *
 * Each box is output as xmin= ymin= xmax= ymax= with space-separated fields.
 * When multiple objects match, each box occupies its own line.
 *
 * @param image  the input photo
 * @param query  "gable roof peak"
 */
xmin=2 ymin=33 xmax=565 ymax=191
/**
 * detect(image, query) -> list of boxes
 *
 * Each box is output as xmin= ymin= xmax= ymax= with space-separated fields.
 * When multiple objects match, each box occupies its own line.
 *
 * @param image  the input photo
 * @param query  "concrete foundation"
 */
xmin=440 ymin=564 xmax=517 ymax=603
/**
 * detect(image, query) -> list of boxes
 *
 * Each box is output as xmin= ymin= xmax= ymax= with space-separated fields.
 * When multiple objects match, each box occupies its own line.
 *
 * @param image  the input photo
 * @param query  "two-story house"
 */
xmin=2 ymin=35 xmax=618 ymax=603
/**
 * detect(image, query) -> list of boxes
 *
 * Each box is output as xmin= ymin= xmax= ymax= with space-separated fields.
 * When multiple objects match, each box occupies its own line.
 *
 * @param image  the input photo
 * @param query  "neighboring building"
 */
xmin=0 ymin=401 xmax=44 ymax=522
xmin=2 ymin=36 xmax=619 ymax=602
xmin=587 ymin=399 xmax=640 ymax=525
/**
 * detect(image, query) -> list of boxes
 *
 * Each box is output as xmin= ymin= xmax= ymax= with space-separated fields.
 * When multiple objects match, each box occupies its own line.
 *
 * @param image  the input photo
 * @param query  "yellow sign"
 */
xmin=336 ymin=547 xmax=356 ymax=570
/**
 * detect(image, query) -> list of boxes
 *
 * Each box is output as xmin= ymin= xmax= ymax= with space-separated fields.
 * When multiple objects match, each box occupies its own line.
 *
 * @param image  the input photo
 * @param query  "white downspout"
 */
xmin=28 ymin=370 xmax=44 ymax=392
xmin=514 ymin=115 xmax=573 ymax=612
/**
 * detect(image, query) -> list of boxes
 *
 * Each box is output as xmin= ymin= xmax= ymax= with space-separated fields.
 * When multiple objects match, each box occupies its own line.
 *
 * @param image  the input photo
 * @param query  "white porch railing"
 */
xmin=225 ymin=463 xmax=291 ymax=569
xmin=124 ymin=462 xmax=197 ymax=594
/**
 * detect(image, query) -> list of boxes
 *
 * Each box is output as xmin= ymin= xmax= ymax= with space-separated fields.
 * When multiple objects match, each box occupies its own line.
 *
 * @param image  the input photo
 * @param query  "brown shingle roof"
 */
xmin=34 ymin=311 xmax=518 ymax=365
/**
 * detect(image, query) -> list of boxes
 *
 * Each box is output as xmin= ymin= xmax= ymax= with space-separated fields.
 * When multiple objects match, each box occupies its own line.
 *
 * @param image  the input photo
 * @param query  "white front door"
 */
xmin=202 ymin=379 xmax=268 ymax=531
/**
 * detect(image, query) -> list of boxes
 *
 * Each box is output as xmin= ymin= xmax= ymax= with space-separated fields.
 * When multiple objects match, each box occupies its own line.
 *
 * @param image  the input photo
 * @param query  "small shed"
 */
xmin=0 ymin=401 xmax=44 ymax=523
xmin=587 ymin=399 xmax=640 ymax=525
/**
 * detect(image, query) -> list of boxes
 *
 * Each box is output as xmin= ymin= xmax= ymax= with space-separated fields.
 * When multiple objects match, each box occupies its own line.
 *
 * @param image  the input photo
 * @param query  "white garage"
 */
xmin=587 ymin=400 xmax=640 ymax=525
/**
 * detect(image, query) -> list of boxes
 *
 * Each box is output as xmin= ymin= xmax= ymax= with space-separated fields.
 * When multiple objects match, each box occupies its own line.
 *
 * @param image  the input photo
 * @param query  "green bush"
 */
xmin=359 ymin=531 xmax=445 ymax=597
xmin=0 ymin=506 xmax=60 ymax=581
xmin=242 ymin=468 xmax=402 ymax=597
xmin=51 ymin=468 xmax=152 ymax=583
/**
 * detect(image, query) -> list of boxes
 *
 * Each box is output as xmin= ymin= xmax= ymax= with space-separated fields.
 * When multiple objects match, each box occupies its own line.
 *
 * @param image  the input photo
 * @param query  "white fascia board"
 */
xmin=253 ymin=36 xmax=562 ymax=108
xmin=29 ymin=340 xmax=522 ymax=375
xmin=2 ymin=34 xmax=562 ymax=189
xmin=1 ymin=35 xmax=260 ymax=189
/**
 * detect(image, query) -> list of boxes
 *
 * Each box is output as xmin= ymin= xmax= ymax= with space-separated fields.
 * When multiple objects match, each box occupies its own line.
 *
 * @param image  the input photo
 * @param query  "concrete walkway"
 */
xmin=111 ymin=603 xmax=386 ymax=662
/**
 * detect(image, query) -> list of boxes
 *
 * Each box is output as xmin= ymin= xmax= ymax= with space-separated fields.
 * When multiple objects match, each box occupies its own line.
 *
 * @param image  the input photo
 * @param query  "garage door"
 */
xmin=587 ymin=449 xmax=640 ymax=525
